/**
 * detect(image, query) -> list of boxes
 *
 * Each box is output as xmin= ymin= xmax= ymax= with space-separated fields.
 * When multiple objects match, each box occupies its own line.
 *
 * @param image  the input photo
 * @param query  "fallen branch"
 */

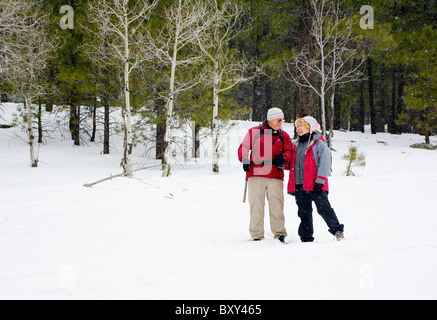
xmin=83 ymin=164 xmax=162 ymax=188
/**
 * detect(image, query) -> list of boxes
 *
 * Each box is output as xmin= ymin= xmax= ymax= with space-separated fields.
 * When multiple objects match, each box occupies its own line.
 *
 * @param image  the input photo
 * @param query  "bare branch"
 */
xmin=287 ymin=0 xmax=367 ymax=140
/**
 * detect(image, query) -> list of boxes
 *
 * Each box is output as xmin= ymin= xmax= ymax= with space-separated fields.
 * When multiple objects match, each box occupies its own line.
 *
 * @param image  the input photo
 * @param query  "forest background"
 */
xmin=1 ymin=0 xmax=436 ymax=174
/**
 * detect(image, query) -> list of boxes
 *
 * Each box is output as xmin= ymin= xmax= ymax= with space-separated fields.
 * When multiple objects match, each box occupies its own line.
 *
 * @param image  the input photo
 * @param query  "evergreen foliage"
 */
xmin=342 ymin=143 xmax=366 ymax=176
xmin=1 ymin=0 xmax=436 ymax=170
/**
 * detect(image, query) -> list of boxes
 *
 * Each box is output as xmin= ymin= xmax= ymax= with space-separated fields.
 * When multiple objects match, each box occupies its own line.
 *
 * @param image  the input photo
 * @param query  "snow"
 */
xmin=1 ymin=103 xmax=437 ymax=300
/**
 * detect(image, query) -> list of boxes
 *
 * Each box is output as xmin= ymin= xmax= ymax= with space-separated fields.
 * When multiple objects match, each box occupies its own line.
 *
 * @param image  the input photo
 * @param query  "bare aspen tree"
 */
xmin=0 ymin=0 xmax=33 ymax=31
xmin=325 ymin=1 xmax=366 ymax=146
xmin=1 ymin=0 xmax=35 ymax=84
xmin=86 ymin=0 xmax=159 ymax=177
xmin=197 ymin=0 xmax=253 ymax=173
xmin=2 ymin=1 xmax=61 ymax=167
xmin=148 ymin=0 xmax=212 ymax=177
xmin=287 ymin=0 xmax=365 ymax=144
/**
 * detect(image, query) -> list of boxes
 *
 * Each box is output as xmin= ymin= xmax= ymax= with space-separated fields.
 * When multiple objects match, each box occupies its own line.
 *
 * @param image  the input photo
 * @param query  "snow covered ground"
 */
xmin=1 ymin=103 xmax=437 ymax=300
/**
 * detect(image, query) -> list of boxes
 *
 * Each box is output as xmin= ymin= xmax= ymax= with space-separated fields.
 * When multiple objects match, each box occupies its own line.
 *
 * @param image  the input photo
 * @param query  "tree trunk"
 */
xmin=123 ymin=67 xmax=133 ymax=177
xmin=333 ymin=93 xmax=341 ymax=130
xmin=26 ymin=98 xmax=37 ymax=168
xmin=70 ymin=104 xmax=80 ymax=146
xmin=163 ymin=94 xmax=174 ymax=177
xmin=378 ymin=66 xmax=388 ymax=132
xmin=122 ymin=15 xmax=133 ymax=177
xmin=38 ymin=102 xmax=43 ymax=144
xmin=328 ymin=88 xmax=335 ymax=148
xmin=359 ymin=78 xmax=365 ymax=133
xmin=396 ymin=64 xmax=407 ymax=133
xmin=212 ymin=51 xmax=220 ymax=173
xmin=251 ymin=67 xmax=270 ymax=121
xmin=162 ymin=31 xmax=179 ymax=177
xmin=320 ymin=35 xmax=327 ymax=139
xmin=368 ymin=58 xmax=376 ymax=134
xmin=91 ymin=98 xmax=97 ymax=143
xmin=389 ymin=67 xmax=397 ymax=134
xmin=103 ymin=96 xmax=110 ymax=154
xmin=155 ymin=94 xmax=166 ymax=162
xmin=195 ymin=123 xmax=201 ymax=159
xmin=296 ymin=0 xmax=315 ymax=118
xmin=283 ymin=81 xmax=294 ymax=123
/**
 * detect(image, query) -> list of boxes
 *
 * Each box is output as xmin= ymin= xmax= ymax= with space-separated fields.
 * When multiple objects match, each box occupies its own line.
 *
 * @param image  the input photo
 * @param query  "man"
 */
xmin=288 ymin=116 xmax=345 ymax=242
xmin=238 ymin=108 xmax=293 ymax=243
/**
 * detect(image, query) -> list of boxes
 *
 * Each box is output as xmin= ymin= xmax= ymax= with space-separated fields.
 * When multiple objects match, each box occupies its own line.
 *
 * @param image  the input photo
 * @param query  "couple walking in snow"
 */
xmin=238 ymin=108 xmax=345 ymax=243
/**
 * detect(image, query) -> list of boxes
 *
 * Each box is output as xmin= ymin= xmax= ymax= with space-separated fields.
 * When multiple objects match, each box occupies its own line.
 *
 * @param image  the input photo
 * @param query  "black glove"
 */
xmin=313 ymin=183 xmax=324 ymax=194
xmin=243 ymin=159 xmax=252 ymax=172
xmin=272 ymin=154 xmax=285 ymax=169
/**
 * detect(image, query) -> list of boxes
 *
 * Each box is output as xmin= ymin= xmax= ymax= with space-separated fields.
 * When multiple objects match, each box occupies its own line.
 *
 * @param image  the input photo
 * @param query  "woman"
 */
xmin=288 ymin=116 xmax=345 ymax=242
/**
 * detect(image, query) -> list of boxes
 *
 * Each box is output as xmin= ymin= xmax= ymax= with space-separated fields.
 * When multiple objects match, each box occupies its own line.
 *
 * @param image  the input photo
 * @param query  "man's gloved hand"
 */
xmin=313 ymin=183 xmax=324 ymax=194
xmin=243 ymin=159 xmax=252 ymax=172
xmin=272 ymin=154 xmax=285 ymax=169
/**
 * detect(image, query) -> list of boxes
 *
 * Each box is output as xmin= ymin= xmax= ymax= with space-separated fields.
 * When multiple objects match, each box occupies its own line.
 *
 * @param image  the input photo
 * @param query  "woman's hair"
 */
xmin=295 ymin=118 xmax=310 ymax=130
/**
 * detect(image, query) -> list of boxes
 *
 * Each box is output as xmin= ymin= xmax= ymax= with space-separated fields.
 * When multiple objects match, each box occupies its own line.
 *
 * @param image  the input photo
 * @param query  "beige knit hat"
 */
xmin=267 ymin=108 xmax=284 ymax=121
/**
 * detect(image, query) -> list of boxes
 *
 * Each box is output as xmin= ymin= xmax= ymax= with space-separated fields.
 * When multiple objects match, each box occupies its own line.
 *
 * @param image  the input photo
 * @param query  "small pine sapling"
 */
xmin=343 ymin=144 xmax=366 ymax=176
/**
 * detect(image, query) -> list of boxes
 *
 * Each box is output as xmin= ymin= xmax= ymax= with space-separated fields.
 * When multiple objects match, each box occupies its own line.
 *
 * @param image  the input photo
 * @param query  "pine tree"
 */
xmin=386 ymin=0 xmax=437 ymax=137
xmin=46 ymin=0 xmax=96 ymax=147
xmin=342 ymin=143 xmax=366 ymax=176
xmin=401 ymin=26 xmax=437 ymax=144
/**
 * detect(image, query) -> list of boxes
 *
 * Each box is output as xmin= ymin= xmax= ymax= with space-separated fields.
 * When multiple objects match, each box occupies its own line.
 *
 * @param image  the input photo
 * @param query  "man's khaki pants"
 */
xmin=248 ymin=177 xmax=287 ymax=240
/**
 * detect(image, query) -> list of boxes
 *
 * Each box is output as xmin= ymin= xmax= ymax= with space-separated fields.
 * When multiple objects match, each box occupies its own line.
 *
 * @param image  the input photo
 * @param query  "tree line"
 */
xmin=1 ymin=0 xmax=436 ymax=174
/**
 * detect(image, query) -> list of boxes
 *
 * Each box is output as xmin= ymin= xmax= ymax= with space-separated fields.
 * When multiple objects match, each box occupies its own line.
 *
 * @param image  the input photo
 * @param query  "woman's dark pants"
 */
xmin=294 ymin=187 xmax=344 ymax=242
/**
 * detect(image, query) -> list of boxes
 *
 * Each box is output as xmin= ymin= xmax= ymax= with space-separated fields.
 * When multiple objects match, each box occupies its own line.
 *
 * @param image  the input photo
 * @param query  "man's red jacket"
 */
xmin=238 ymin=122 xmax=293 ymax=181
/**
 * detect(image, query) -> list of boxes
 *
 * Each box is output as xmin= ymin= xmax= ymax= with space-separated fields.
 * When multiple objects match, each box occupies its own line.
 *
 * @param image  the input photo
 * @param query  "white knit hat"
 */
xmin=267 ymin=108 xmax=284 ymax=121
xmin=302 ymin=116 xmax=321 ymax=133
